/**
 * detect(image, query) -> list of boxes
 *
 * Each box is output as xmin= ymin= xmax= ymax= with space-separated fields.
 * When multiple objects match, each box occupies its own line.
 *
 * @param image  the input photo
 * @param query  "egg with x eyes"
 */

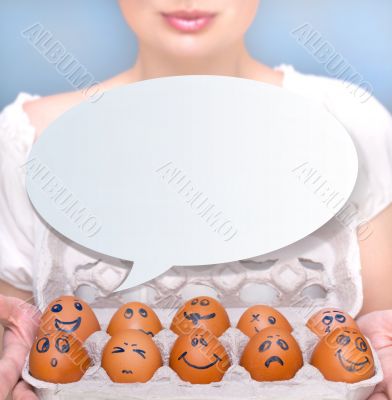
xmin=170 ymin=328 xmax=231 ymax=384
xmin=171 ymin=296 xmax=230 ymax=337
xmin=240 ymin=327 xmax=303 ymax=381
xmin=311 ymin=327 xmax=375 ymax=383
xmin=307 ymin=308 xmax=358 ymax=338
xmin=102 ymin=329 xmax=162 ymax=383
xmin=29 ymin=331 xmax=91 ymax=383
xmin=107 ymin=302 xmax=162 ymax=337
xmin=237 ymin=305 xmax=292 ymax=338
xmin=38 ymin=296 xmax=100 ymax=342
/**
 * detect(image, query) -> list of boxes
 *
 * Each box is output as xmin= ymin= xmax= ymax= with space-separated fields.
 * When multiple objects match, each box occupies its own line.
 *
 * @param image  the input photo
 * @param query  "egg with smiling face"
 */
xmin=311 ymin=327 xmax=375 ymax=383
xmin=107 ymin=302 xmax=162 ymax=337
xmin=102 ymin=329 xmax=162 ymax=383
xmin=169 ymin=329 xmax=231 ymax=384
xmin=38 ymin=296 xmax=100 ymax=342
xmin=170 ymin=296 xmax=230 ymax=337
xmin=29 ymin=331 xmax=91 ymax=383
xmin=237 ymin=305 xmax=292 ymax=338
xmin=240 ymin=327 xmax=303 ymax=381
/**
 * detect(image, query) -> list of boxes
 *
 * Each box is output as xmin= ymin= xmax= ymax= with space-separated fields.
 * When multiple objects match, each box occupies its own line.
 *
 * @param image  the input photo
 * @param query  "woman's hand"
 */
xmin=357 ymin=310 xmax=392 ymax=400
xmin=0 ymin=295 xmax=41 ymax=400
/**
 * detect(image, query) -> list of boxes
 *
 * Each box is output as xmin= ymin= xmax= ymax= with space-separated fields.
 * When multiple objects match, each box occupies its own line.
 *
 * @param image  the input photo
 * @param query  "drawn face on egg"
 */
xmin=307 ymin=308 xmax=358 ymax=337
xmin=237 ymin=305 xmax=293 ymax=338
xmin=169 ymin=329 xmax=231 ymax=384
xmin=102 ymin=329 xmax=162 ymax=383
xmin=311 ymin=327 xmax=375 ymax=383
xmin=107 ymin=302 xmax=162 ymax=337
xmin=29 ymin=331 xmax=91 ymax=383
xmin=240 ymin=327 xmax=303 ymax=381
xmin=39 ymin=296 xmax=101 ymax=342
xmin=170 ymin=297 xmax=230 ymax=337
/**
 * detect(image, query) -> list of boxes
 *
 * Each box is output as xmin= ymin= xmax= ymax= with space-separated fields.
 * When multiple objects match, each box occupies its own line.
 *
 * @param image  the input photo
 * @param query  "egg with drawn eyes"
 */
xmin=169 ymin=328 xmax=231 ymax=384
xmin=102 ymin=329 xmax=162 ymax=383
xmin=38 ymin=296 xmax=100 ymax=342
xmin=107 ymin=302 xmax=162 ymax=337
xmin=240 ymin=327 xmax=303 ymax=381
xmin=311 ymin=327 xmax=375 ymax=383
xmin=237 ymin=305 xmax=292 ymax=338
xmin=170 ymin=296 xmax=230 ymax=337
xmin=29 ymin=331 xmax=91 ymax=383
xmin=307 ymin=308 xmax=358 ymax=338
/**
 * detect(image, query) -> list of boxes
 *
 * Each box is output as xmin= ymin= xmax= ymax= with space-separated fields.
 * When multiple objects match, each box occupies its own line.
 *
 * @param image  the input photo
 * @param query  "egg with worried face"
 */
xmin=240 ymin=327 xmax=303 ymax=381
xmin=307 ymin=308 xmax=358 ymax=338
xmin=102 ymin=329 xmax=162 ymax=383
xmin=311 ymin=327 xmax=375 ymax=383
xmin=237 ymin=305 xmax=292 ymax=338
xmin=107 ymin=302 xmax=162 ymax=337
xmin=38 ymin=296 xmax=100 ymax=342
xmin=170 ymin=328 xmax=231 ymax=384
xmin=170 ymin=296 xmax=230 ymax=337
xmin=29 ymin=331 xmax=91 ymax=383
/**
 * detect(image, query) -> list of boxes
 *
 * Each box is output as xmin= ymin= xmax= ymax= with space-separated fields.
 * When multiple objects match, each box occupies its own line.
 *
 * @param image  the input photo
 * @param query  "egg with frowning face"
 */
xmin=240 ymin=327 xmax=303 ymax=381
xmin=170 ymin=296 xmax=230 ymax=337
xmin=169 ymin=328 xmax=231 ymax=384
xmin=237 ymin=305 xmax=292 ymax=338
xmin=38 ymin=296 xmax=100 ymax=342
xmin=29 ymin=331 xmax=91 ymax=383
xmin=306 ymin=308 xmax=358 ymax=338
xmin=311 ymin=327 xmax=375 ymax=383
xmin=102 ymin=329 xmax=162 ymax=383
xmin=107 ymin=302 xmax=162 ymax=337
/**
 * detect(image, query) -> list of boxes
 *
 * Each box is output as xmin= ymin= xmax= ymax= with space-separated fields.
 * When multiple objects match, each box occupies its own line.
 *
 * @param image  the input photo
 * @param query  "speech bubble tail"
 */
xmin=114 ymin=261 xmax=171 ymax=292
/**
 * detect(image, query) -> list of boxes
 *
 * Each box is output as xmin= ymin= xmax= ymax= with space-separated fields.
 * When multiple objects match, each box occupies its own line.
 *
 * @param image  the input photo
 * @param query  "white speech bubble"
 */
xmin=25 ymin=76 xmax=358 ymax=291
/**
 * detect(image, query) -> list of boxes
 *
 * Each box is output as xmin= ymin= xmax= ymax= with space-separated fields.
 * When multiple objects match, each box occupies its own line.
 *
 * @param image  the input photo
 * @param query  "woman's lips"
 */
xmin=162 ymin=11 xmax=216 ymax=33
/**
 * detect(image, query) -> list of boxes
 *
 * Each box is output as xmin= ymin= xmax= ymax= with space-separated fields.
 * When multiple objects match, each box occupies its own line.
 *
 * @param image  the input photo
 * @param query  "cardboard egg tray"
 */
xmin=23 ymin=306 xmax=383 ymax=400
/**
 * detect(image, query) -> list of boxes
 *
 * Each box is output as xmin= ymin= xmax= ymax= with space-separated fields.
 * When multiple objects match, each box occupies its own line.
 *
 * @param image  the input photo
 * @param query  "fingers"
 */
xmin=0 ymin=295 xmax=41 ymax=347
xmin=12 ymin=380 xmax=38 ymax=400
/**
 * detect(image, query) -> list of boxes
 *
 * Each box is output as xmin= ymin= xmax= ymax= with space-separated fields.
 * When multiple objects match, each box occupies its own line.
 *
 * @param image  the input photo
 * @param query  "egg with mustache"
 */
xmin=38 ymin=296 xmax=100 ymax=342
xmin=107 ymin=302 xmax=162 ymax=337
xmin=170 ymin=296 xmax=230 ymax=337
xmin=240 ymin=327 xmax=303 ymax=381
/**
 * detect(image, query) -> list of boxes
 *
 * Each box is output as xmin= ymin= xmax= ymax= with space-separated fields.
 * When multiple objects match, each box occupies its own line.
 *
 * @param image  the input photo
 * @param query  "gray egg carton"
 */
xmin=23 ymin=306 xmax=382 ymax=400
xmin=25 ymin=219 xmax=383 ymax=399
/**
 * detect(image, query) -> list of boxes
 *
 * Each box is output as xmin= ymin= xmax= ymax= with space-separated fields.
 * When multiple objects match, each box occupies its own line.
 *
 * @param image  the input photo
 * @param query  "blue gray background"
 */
xmin=1 ymin=0 xmax=391 ymax=111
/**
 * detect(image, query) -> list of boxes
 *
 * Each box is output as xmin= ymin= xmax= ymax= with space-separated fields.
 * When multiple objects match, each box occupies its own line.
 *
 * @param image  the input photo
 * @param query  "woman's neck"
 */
xmin=126 ymin=41 xmax=283 ymax=87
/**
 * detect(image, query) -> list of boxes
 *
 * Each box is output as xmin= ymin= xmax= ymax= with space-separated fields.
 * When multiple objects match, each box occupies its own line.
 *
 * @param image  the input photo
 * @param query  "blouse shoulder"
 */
xmin=0 ymin=92 xmax=40 ymax=156
xmin=279 ymin=65 xmax=392 ymax=223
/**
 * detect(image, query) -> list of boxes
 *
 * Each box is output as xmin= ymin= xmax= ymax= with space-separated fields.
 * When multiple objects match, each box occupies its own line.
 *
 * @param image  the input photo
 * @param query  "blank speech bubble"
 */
xmin=25 ymin=76 xmax=358 ymax=291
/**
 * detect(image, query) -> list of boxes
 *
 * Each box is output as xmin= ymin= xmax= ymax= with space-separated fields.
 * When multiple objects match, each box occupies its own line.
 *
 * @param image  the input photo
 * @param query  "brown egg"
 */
xmin=102 ymin=329 xmax=162 ymax=383
xmin=169 ymin=328 xmax=231 ymax=384
xmin=38 ymin=296 xmax=100 ymax=342
xmin=237 ymin=305 xmax=292 ymax=338
xmin=170 ymin=296 xmax=230 ymax=337
xmin=240 ymin=327 xmax=303 ymax=381
xmin=311 ymin=327 xmax=375 ymax=383
xmin=107 ymin=302 xmax=162 ymax=337
xmin=29 ymin=331 xmax=91 ymax=383
xmin=307 ymin=308 xmax=358 ymax=338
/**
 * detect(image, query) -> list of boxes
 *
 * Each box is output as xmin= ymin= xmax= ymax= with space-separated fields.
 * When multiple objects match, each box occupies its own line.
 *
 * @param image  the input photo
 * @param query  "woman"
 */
xmin=1 ymin=1 xmax=392 ymax=399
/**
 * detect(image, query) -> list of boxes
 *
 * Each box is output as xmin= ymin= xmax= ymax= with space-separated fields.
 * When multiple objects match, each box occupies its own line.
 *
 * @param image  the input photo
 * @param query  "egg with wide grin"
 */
xmin=38 ymin=296 xmax=100 ymax=342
